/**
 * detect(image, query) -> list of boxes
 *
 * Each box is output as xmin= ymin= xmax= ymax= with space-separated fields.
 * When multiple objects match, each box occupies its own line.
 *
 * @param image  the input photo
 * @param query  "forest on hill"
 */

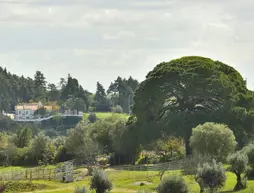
xmin=0 ymin=67 xmax=139 ymax=114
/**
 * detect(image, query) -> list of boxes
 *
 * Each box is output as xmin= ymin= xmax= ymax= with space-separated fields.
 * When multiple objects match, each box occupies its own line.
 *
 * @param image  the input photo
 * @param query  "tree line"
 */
xmin=1 ymin=56 xmax=254 ymax=169
xmin=0 ymin=67 xmax=139 ymax=114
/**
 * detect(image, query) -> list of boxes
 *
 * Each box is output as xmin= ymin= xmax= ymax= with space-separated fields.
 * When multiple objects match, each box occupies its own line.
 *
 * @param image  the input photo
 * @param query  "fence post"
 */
xmin=30 ymin=170 xmax=32 ymax=182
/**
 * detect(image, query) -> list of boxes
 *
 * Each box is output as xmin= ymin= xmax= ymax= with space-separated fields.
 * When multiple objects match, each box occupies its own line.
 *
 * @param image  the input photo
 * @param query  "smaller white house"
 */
xmin=15 ymin=102 xmax=42 ymax=120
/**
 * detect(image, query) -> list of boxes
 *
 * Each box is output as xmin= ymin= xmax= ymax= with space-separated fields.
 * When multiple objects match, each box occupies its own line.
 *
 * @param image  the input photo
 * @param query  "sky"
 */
xmin=1 ymin=0 xmax=254 ymax=92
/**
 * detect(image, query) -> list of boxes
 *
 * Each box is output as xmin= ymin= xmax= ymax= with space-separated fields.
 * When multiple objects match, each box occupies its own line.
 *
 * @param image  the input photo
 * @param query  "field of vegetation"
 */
xmin=1 ymin=166 xmax=254 ymax=193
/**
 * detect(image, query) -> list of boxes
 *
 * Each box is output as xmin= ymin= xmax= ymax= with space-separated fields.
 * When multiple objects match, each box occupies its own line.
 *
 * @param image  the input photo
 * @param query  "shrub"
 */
xmin=182 ymin=154 xmax=212 ymax=175
xmin=136 ymin=189 xmax=152 ymax=193
xmin=88 ymin=113 xmax=97 ymax=123
xmin=157 ymin=175 xmax=188 ymax=193
xmin=111 ymin=105 xmax=123 ymax=114
xmin=190 ymin=122 xmax=237 ymax=161
xmin=74 ymin=186 xmax=88 ymax=193
xmin=90 ymin=169 xmax=112 ymax=193
xmin=4 ymin=182 xmax=46 ymax=192
xmin=195 ymin=159 xmax=226 ymax=193
xmin=227 ymin=151 xmax=248 ymax=191
xmin=0 ymin=182 xmax=5 ymax=193
xmin=97 ymin=157 xmax=108 ymax=166
xmin=242 ymin=143 xmax=254 ymax=170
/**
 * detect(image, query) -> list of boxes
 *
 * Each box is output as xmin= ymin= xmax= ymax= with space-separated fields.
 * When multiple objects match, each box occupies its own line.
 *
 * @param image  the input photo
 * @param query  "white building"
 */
xmin=15 ymin=102 xmax=42 ymax=120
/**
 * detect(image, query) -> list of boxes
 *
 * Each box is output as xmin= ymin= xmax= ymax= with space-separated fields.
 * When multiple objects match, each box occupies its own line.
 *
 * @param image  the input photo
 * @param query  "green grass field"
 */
xmin=83 ymin=112 xmax=130 ymax=120
xmin=1 ymin=166 xmax=254 ymax=193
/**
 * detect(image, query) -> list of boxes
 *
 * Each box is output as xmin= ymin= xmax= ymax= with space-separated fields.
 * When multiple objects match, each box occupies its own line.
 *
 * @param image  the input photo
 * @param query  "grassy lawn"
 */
xmin=83 ymin=112 xmax=130 ymax=120
xmin=2 ymin=168 xmax=253 ymax=193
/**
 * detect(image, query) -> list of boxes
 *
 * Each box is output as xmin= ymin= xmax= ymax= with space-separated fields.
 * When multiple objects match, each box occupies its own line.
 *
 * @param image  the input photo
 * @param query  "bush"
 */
xmin=190 ymin=122 xmax=237 ymax=161
xmin=227 ymin=152 xmax=248 ymax=191
xmin=136 ymin=189 xmax=152 ymax=193
xmin=242 ymin=143 xmax=254 ymax=170
xmin=4 ymin=182 xmax=46 ymax=192
xmin=0 ymin=181 xmax=5 ymax=193
xmin=74 ymin=186 xmax=88 ymax=193
xmin=157 ymin=175 xmax=188 ymax=193
xmin=111 ymin=105 xmax=123 ymax=114
xmin=88 ymin=113 xmax=97 ymax=123
xmin=182 ymin=154 xmax=212 ymax=175
xmin=195 ymin=159 xmax=226 ymax=193
xmin=90 ymin=169 xmax=112 ymax=193
xmin=97 ymin=157 xmax=108 ymax=166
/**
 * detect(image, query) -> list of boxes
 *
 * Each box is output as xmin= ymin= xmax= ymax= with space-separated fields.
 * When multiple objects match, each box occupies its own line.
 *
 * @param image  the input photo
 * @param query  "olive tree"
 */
xmin=190 ymin=122 xmax=237 ymax=161
xmin=242 ymin=143 xmax=254 ymax=171
xmin=157 ymin=175 xmax=188 ymax=193
xmin=90 ymin=169 xmax=112 ymax=193
xmin=227 ymin=152 xmax=248 ymax=191
xmin=195 ymin=160 xmax=226 ymax=193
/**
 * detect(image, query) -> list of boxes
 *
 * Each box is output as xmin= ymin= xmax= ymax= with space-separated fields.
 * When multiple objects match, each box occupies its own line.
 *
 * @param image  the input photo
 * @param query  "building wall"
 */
xmin=16 ymin=109 xmax=35 ymax=119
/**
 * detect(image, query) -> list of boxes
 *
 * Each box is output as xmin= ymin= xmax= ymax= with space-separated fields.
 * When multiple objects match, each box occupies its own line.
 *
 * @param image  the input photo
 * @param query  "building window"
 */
xmin=26 ymin=111 xmax=28 ymax=114
xmin=19 ymin=111 xmax=21 ymax=114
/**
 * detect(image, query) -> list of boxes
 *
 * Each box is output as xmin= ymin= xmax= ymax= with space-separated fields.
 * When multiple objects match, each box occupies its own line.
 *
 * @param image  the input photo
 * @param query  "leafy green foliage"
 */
xmin=182 ymin=154 xmax=213 ymax=175
xmin=30 ymin=132 xmax=55 ymax=165
xmin=90 ymin=169 xmax=112 ymax=193
xmin=14 ymin=127 xmax=32 ymax=148
xmin=60 ymin=74 xmax=90 ymax=109
xmin=157 ymin=175 xmax=188 ymax=193
xmin=63 ymin=98 xmax=86 ymax=112
xmin=190 ymin=122 xmax=237 ymax=161
xmin=65 ymin=122 xmax=100 ymax=164
xmin=34 ymin=71 xmax=47 ymax=100
xmin=242 ymin=143 xmax=254 ymax=170
xmin=88 ymin=113 xmax=97 ymax=123
xmin=108 ymin=76 xmax=139 ymax=113
xmin=95 ymin=82 xmax=110 ymax=112
xmin=196 ymin=159 xmax=226 ymax=193
xmin=0 ymin=181 xmax=5 ymax=192
xmin=4 ymin=181 xmax=46 ymax=192
xmin=154 ymin=135 xmax=184 ymax=161
xmin=34 ymin=107 xmax=47 ymax=116
xmin=227 ymin=151 xmax=248 ymax=191
xmin=0 ymin=67 xmax=36 ymax=111
xmin=111 ymin=105 xmax=123 ymax=114
xmin=132 ymin=56 xmax=250 ymax=154
xmin=74 ymin=186 xmax=88 ymax=193
xmin=89 ymin=115 xmax=126 ymax=154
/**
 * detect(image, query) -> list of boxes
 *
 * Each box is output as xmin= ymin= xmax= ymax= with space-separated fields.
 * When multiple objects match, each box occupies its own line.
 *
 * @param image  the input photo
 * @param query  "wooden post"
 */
xmin=25 ymin=169 xmax=28 ymax=180
xmin=30 ymin=170 xmax=32 ymax=182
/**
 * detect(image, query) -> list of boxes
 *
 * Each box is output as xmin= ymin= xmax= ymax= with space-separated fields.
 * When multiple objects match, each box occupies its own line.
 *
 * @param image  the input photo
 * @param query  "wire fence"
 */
xmin=0 ymin=160 xmax=184 ymax=182
xmin=0 ymin=167 xmax=56 ymax=181
xmin=108 ymin=160 xmax=184 ymax=182
xmin=112 ymin=160 xmax=183 ymax=171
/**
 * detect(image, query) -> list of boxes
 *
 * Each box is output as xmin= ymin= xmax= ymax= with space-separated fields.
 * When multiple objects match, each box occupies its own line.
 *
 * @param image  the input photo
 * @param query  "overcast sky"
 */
xmin=1 ymin=0 xmax=254 ymax=92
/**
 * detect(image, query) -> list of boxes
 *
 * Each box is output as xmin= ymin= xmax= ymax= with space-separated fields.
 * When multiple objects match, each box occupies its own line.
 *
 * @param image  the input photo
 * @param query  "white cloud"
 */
xmin=1 ymin=0 xmax=254 ymax=90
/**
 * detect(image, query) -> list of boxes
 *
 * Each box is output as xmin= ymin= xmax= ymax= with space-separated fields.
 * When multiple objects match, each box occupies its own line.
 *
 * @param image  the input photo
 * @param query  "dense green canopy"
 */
xmin=132 ymin=56 xmax=253 ymax=154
